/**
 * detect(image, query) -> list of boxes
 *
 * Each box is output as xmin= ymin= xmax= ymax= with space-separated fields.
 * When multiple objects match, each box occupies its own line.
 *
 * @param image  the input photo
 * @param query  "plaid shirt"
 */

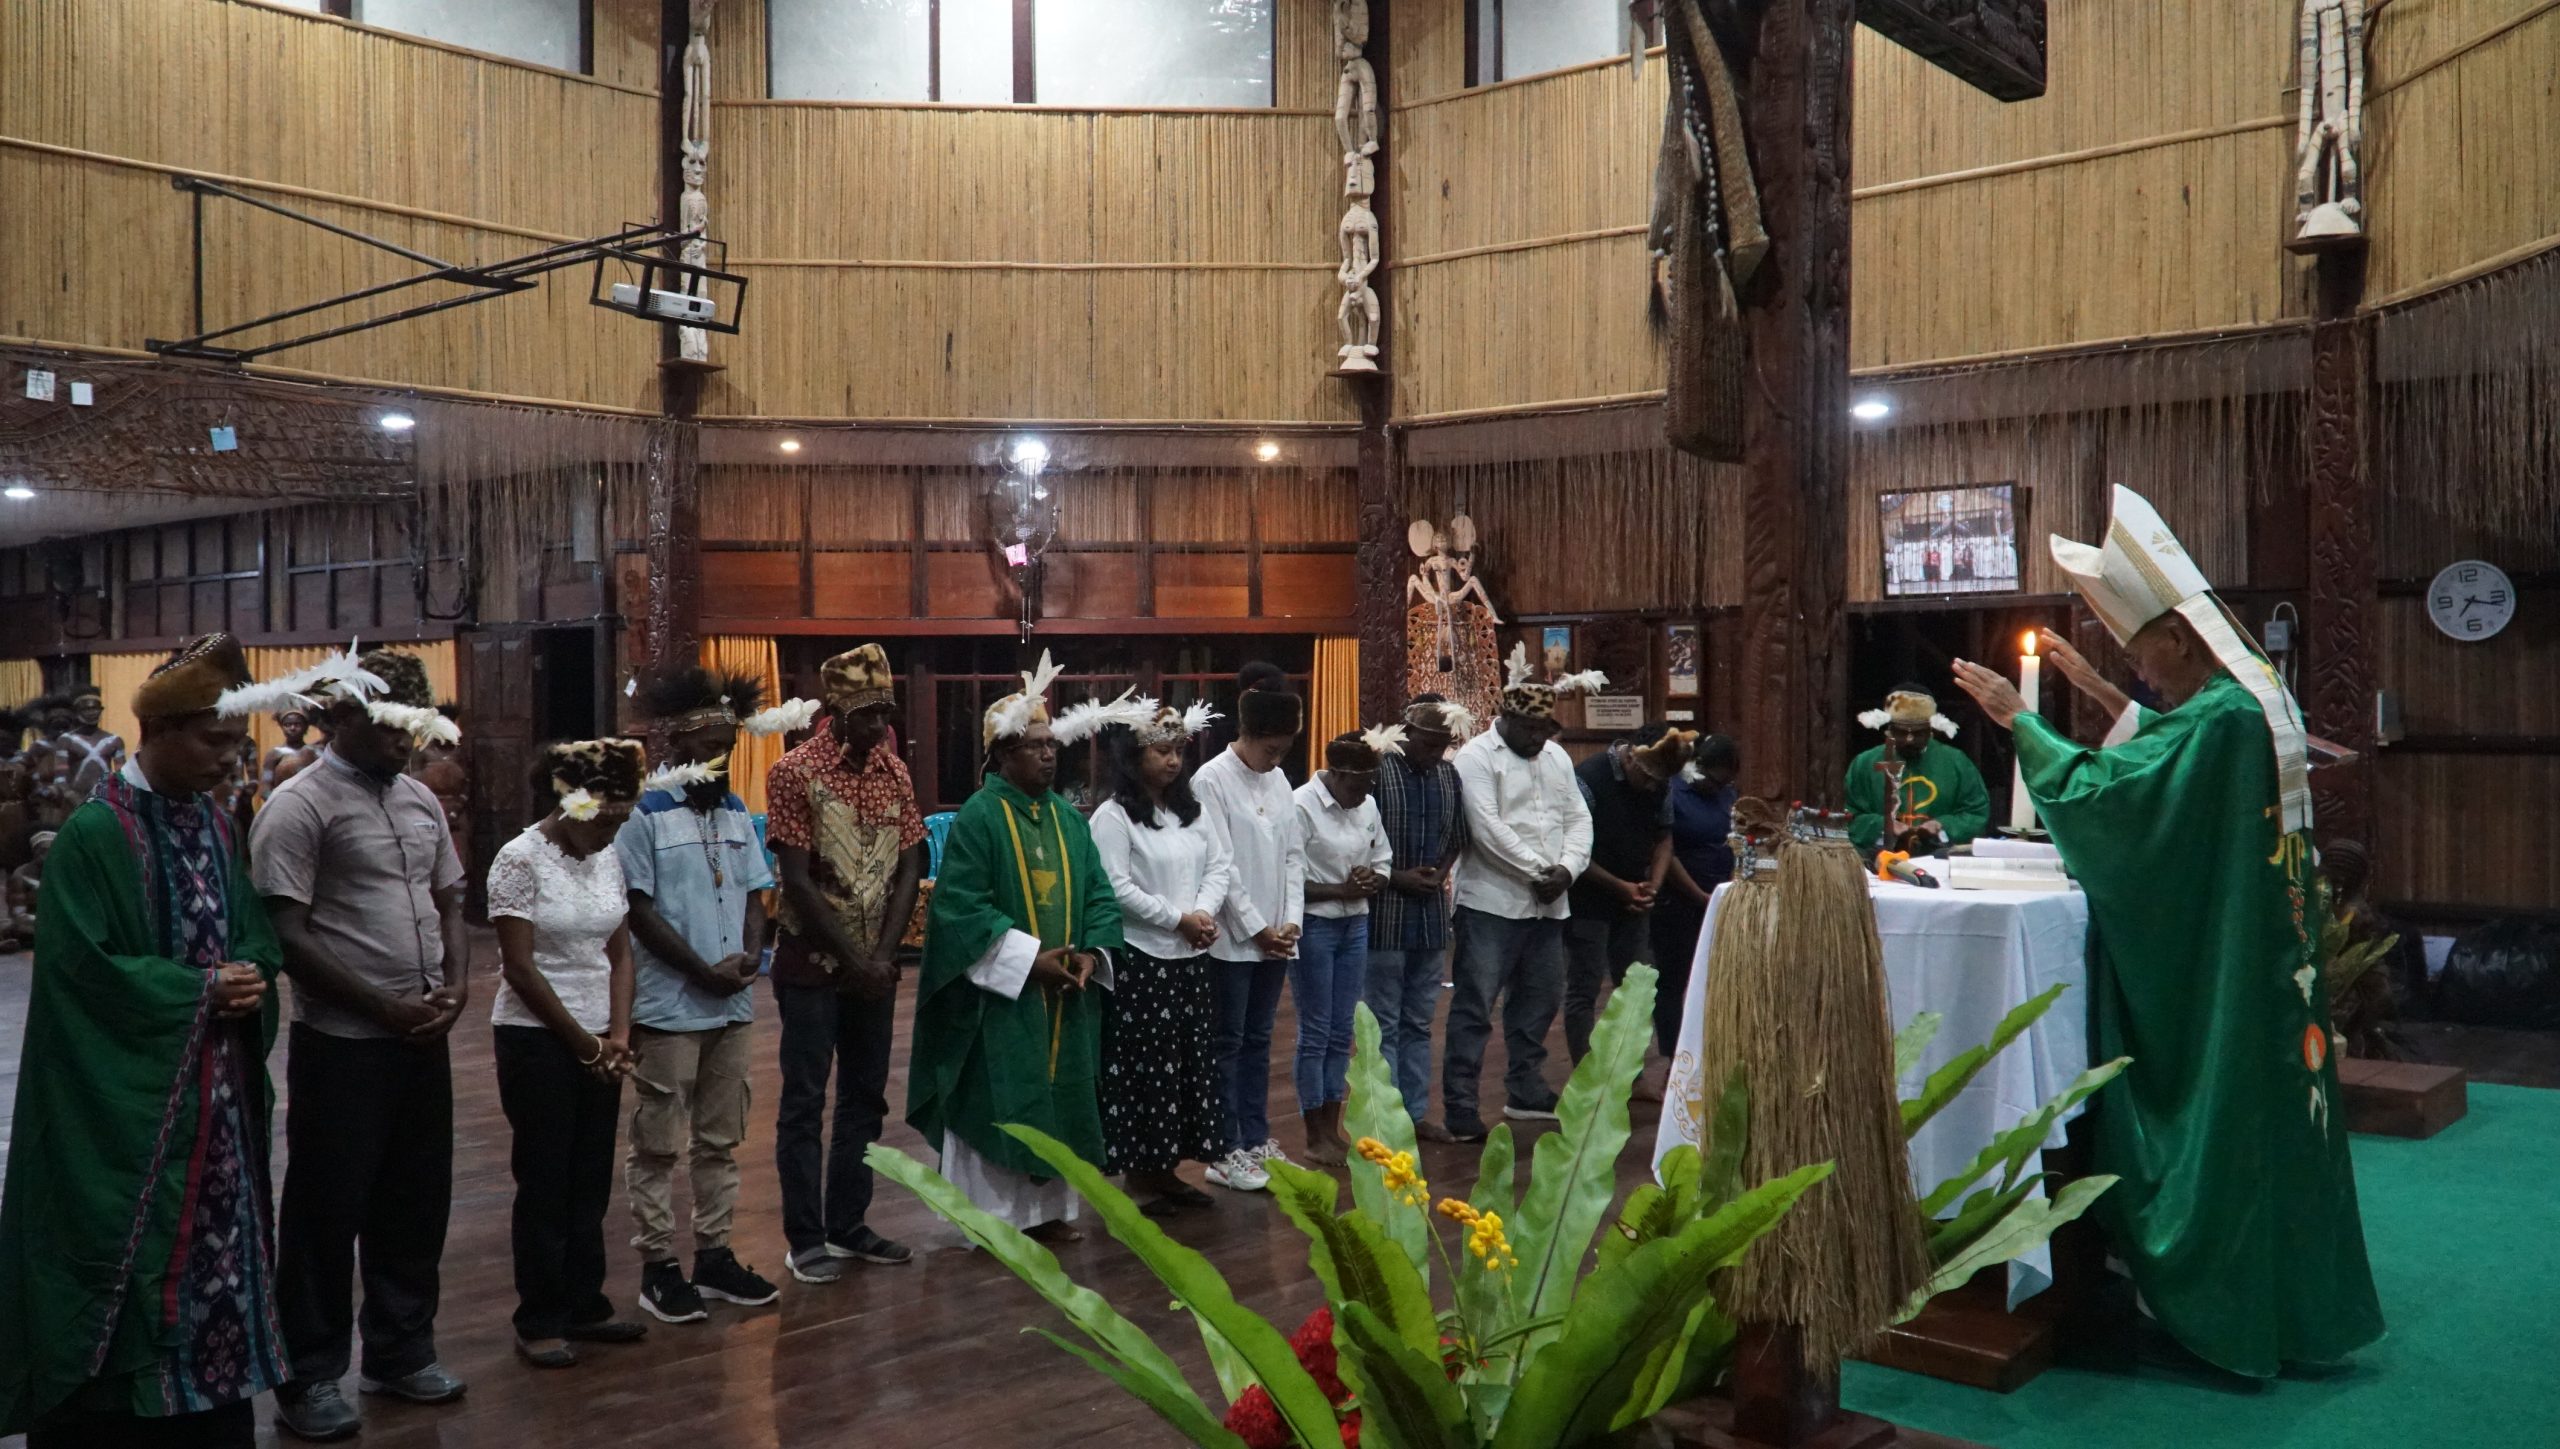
xmin=1371 ymin=751 xmax=1468 ymax=952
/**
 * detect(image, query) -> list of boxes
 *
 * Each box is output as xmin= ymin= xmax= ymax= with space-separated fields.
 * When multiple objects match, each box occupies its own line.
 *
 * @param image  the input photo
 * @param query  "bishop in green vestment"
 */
xmin=1954 ymin=486 xmax=2382 ymax=1378
xmin=0 ymin=636 xmax=289 ymax=1443
xmin=908 ymin=654 xmax=1124 ymax=1234
xmin=1845 ymin=688 xmax=1990 ymax=852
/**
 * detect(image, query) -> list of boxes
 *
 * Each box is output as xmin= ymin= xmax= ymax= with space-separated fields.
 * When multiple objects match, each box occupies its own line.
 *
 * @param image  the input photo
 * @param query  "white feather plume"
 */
xmin=558 ymin=788 xmax=600 ymax=822
xmin=1437 ymin=700 xmax=1477 ymax=737
xmin=215 ymin=676 xmax=320 ymax=720
xmin=1857 ymin=708 xmax=1892 ymax=730
xmin=1178 ymin=699 xmax=1220 ymax=739
xmin=1504 ymin=641 xmax=1534 ymax=688
xmin=366 ymin=700 xmax=460 ymax=745
xmin=1554 ymin=668 xmax=1609 ymax=697
xmin=1020 ymin=648 xmax=1063 ymax=701
xmin=643 ymin=755 xmax=729 ymax=795
xmin=1052 ymin=688 xmax=1156 ymax=746
xmin=1931 ymin=713 xmax=1960 ymax=739
xmin=743 ymin=697 xmax=821 ymax=737
xmin=1360 ymin=722 xmax=1409 ymax=758
xmin=986 ymin=649 xmax=1067 ymax=743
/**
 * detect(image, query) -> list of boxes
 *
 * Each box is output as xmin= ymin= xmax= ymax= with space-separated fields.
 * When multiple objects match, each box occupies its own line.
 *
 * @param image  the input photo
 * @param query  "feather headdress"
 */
xmin=1505 ymin=641 xmax=1536 ymax=688
xmin=1859 ymin=689 xmax=1958 ymax=739
xmin=1137 ymin=698 xmax=1220 ymax=745
xmin=214 ymin=639 xmax=387 ymax=719
xmin=982 ymin=649 xmax=1065 ymax=748
xmin=370 ymin=700 xmax=461 ymax=747
xmin=1052 ymin=688 xmax=1158 ymax=746
xmin=643 ymin=754 xmax=730 ymax=796
xmin=743 ymin=698 xmax=822 ymax=737
xmin=1360 ymin=722 xmax=1409 ymax=758
xmin=1554 ymin=668 xmax=1610 ymax=697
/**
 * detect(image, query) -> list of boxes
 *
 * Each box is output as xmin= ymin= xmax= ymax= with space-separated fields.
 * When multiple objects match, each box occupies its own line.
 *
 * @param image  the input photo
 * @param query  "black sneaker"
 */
xmin=825 ymin=1226 xmax=913 ymax=1266
xmin=692 ymin=1246 xmax=780 ymax=1306
xmin=639 ymin=1259 xmax=708 ymax=1323
xmin=1442 ymin=1115 xmax=1490 ymax=1142
xmin=1504 ymin=1097 xmax=1561 ymax=1123
xmin=274 ymin=1380 xmax=361 ymax=1443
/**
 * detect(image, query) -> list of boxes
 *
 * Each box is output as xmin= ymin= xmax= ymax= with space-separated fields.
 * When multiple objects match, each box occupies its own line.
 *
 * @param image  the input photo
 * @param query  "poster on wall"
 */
xmin=1540 ymin=625 xmax=1573 ymax=679
xmin=1584 ymin=694 xmax=1647 ymax=732
xmin=1666 ymin=623 xmax=1701 ymax=696
xmin=1879 ymin=483 xmax=2023 ymax=597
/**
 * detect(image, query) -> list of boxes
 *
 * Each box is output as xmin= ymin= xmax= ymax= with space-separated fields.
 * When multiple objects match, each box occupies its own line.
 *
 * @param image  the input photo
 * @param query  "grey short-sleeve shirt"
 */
xmin=251 ymin=748 xmax=466 ymax=1039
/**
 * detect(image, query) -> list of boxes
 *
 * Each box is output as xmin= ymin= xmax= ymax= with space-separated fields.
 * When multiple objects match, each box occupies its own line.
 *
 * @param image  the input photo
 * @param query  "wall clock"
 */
xmin=2426 ymin=560 xmax=2515 ymax=642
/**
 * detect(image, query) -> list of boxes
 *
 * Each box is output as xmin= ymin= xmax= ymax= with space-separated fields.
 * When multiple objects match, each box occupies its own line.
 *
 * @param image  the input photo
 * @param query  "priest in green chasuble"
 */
xmin=908 ymin=652 xmax=1125 ymax=1240
xmin=1844 ymin=687 xmax=1990 ymax=853
xmin=0 ymin=635 xmax=289 ymax=1446
xmin=1952 ymin=485 xmax=2383 ymax=1379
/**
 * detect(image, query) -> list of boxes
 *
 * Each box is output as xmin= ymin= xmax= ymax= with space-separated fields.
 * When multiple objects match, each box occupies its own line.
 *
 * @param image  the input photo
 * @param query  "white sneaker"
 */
xmin=1206 ymin=1148 xmax=1270 ymax=1192
xmin=1254 ymin=1138 xmax=1293 ymax=1166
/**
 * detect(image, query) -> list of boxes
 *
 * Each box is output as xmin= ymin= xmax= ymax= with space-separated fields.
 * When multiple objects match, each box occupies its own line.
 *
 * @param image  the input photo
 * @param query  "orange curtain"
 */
xmin=0 ymin=660 xmax=43 ymax=747
xmin=702 ymin=635 xmax=785 ymax=816
xmin=1311 ymin=636 xmax=1360 ymax=749
xmin=89 ymin=652 xmax=160 ymax=756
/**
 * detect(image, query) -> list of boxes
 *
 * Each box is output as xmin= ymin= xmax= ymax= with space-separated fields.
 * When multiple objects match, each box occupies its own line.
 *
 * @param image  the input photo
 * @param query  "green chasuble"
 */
xmin=0 ymin=791 xmax=285 ymax=1432
xmin=908 ymin=776 xmax=1125 ymax=1181
xmin=2017 ymin=672 xmax=2383 ymax=1378
xmin=1845 ymin=739 xmax=1990 ymax=851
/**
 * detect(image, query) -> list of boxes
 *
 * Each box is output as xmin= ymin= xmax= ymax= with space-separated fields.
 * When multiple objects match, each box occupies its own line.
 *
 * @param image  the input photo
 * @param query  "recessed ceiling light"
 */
xmin=778 ymin=437 xmax=802 ymax=453
xmin=378 ymin=411 xmax=416 ymax=431
xmin=3 ymin=485 xmax=34 ymax=501
xmin=1254 ymin=440 xmax=1281 ymax=462
xmin=1850 ymin=397 xmax=1892 ymax=423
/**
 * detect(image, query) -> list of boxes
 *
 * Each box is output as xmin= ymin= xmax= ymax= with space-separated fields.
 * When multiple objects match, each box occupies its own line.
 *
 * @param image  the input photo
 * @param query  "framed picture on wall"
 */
xmin=1879 ymin=483 xmax=2023 ymax=598
xmin=1541 ymin=625 xmax=1573 ymax=678
xmin=1666 ymin=623 xmax=1701 ymax=696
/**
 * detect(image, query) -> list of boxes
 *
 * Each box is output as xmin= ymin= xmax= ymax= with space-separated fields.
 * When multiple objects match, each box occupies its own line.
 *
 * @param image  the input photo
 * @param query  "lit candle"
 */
xmin=2010 ymin=630 xmax=2041 ymax=833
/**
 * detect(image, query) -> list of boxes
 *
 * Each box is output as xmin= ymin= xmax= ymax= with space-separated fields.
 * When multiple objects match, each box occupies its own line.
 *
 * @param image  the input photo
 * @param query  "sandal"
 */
xmin=515 ymin=1339 xmax=579 ymax=1370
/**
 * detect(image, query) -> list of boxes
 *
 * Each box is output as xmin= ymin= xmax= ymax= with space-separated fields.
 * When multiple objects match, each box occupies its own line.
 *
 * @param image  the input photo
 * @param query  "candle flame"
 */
xmin=2020 ymin=630 xmax=2039 ymax=657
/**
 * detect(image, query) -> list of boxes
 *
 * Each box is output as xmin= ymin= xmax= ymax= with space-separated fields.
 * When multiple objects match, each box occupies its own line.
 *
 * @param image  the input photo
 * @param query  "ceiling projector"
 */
xmin=608 ymin=282 xmax=717 ymax=324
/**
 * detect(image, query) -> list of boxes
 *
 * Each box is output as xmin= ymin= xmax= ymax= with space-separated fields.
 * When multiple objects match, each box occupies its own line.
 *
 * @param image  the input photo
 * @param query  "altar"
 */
xmin=1653 ymin=878 xmax=2092 ymax=1302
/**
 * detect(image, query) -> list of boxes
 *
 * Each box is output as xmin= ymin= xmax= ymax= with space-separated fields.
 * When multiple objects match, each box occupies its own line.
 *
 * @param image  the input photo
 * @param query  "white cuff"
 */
xmin=2103 ymin=702 xmax=2143 ymax=748
xmin=967 ymin=929 xmax=1043 ymax=1000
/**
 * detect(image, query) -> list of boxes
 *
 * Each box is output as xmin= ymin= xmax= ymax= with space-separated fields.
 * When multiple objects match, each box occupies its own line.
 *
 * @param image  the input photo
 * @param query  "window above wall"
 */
xmin=1468 ymin=0 xmax=1651 ymax=86
xmin=280 ymin=0 xmax=590 ymax=74
xmin=767 ymin=0 xmax=1275 ymax=108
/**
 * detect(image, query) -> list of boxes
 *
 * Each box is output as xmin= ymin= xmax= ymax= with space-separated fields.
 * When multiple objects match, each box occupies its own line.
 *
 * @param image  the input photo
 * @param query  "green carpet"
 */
xmin=1842 ymin=1082 xmax=2559 ymax=1448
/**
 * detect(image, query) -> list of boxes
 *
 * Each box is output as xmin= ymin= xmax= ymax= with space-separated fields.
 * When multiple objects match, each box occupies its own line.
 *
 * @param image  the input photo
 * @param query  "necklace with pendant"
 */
xmin=697 ymin=810 xmax=725 ymax=888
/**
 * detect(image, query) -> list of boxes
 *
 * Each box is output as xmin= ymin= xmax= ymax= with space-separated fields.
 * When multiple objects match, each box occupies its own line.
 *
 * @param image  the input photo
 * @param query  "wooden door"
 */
xmin=460 ymin=624 xmax=536 ymax=914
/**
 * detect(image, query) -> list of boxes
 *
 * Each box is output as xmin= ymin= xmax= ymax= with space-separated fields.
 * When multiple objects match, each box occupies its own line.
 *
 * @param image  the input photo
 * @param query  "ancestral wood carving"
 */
xmin=1734 ymin=0 xmax=1856 ymax=808
xmin=2305 ymin=311 xmax=2377 ymax=843
xmin=1355 ymin=395 xmax=1408 ymax=719
xmin=1859 ymin=0 xmax=2049 ymax=101
xmin=2288 ymin=0 xmax=2368 ymax=253
xmin=677 ymin=0 xmax=717 ymax=362
xmin=641 ymin=415 xmax=702 ymax=671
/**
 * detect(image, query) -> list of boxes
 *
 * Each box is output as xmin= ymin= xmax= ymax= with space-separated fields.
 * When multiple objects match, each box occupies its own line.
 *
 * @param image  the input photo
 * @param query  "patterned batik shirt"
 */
xmin=764 ymin=734 xmax=926 ymax=987
xmin=1370 ymin=750 xmax=1468 ymax=953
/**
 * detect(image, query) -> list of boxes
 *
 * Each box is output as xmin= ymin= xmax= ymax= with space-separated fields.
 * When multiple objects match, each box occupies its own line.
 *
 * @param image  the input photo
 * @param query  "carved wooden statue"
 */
xmin=678 ymin=0 xmax=717 ymax=362
xmin=1332 ymin=0 xmax=1383 ymax=373
xmin=2289 ymin=0 xmax=2368 ymax=253
xmin=1405 ymin=516 xmax=1502 ymax=733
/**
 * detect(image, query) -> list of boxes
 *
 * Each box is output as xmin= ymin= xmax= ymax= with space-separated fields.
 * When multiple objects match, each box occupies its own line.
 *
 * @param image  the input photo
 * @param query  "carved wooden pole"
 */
xmin=2305 ymin=252 xmax=2377 ymax=845
xmin=1734 ymin=0 xmax=1854 ymax=810
xmin=645 ymin=0 xmax=707 ymax=672
xmin=1343 ymin=0 xmax=1405 ymax=719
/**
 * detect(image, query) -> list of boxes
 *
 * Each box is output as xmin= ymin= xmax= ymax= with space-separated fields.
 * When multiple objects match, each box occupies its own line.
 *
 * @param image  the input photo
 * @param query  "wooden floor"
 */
xmin=1 ymin=936 xmax=1664 ymax=1448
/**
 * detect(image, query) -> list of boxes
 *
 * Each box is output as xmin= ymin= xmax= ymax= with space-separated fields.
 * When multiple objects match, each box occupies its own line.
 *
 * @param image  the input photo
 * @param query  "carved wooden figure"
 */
xmin=2290 ymin=0 xmax=2368 ymax=252
xmin=678 ymin=0 xmax=717 ymax=362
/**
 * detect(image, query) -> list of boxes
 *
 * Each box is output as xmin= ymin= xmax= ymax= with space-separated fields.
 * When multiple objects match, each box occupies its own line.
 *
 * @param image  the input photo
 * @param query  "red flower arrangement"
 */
xmin=1222 ymin=1307 xmax=1360 ymax=1448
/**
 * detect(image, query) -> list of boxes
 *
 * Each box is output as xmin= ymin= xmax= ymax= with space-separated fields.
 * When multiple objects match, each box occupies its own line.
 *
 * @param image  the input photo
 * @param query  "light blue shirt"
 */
xmin=616 ymin=789 xmax=776 ymax=1031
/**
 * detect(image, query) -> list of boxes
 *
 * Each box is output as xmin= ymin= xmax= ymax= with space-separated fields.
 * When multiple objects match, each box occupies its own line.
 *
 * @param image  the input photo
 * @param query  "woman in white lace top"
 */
xmin=486 ymin=739 xmax=646 ymax=1368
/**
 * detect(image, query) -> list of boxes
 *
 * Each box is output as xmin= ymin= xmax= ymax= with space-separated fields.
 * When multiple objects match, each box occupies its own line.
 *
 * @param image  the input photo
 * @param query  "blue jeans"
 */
xmin=1290 ymin=914 xmax=1369 ymax=1109
xmin=1363 ymin=946 xmax=1446 ymax=1121
xmin=1211 ymin=956 xmax=1289 ymax=1150
xmin=1441 ymin=907 xmax=1565 ymax=1125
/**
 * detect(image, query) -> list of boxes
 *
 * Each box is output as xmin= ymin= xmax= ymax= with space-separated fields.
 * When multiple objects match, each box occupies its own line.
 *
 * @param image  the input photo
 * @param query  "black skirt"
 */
xmin=1100 ymin=947 xmax=1223 ymax=1175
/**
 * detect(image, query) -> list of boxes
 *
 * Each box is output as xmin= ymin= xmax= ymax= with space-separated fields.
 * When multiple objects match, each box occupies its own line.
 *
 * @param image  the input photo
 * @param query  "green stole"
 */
xmin=2017 ymin=672 xmax=2383 ymax=1377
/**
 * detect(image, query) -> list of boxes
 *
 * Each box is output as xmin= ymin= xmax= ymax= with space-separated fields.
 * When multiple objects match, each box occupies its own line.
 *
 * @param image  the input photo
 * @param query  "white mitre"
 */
xmin=2049 ymin=485 xmax=2313 ymax=834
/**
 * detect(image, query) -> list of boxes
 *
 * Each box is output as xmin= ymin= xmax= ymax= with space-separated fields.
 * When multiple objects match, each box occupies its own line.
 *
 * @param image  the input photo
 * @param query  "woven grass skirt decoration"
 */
xmin=1697 ymin=811 xmax=1931 ymax=1371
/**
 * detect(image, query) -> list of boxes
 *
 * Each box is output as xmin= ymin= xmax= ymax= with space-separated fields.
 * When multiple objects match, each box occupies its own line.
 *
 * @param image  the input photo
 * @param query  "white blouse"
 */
xmin=1292 ymin=777 xmax=1393 ymax=920
xmin=486 ymin=825 xmax=628 ymax=1033
xmin=1193 ymin=749 xmax=1306 ymax=963
xmin=1090 ymin=797 xmax=1235 ymax=960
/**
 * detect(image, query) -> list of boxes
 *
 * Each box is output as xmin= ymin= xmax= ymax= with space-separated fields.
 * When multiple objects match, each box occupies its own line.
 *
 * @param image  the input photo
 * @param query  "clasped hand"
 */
xmin=1031 ymin=946 xmax=1101 ymax=989
xmin=211 ymin=963 xmax=267 ymax=1019
xmin=1529 ymin=865 xmax=1572 ymax=904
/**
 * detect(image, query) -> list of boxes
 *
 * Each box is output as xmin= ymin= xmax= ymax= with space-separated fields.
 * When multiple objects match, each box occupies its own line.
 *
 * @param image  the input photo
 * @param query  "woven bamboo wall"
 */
xmin=2365 ymin=0 xmax=2560 ymax=302
xmin=697 ymin=0 xmax=1353 ymax=423
xmin=0 ymin=0 xmax=661 ymax=406
xmin=1387 ymin=0 xmax=2307 ymax=418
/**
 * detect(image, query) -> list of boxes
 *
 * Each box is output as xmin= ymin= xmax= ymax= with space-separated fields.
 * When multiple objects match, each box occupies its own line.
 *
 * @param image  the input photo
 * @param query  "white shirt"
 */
xmin=485 ymin=825 xmax=628 ymax=1033
xmin=1293 ymin=777 xmax=1392 ymax=921
xmin=1090 ymin=797 xmax=1235 ymax=959
xmin=1193 ymin=748 xmax=1306 ymax=962
xmin=1453 ymin=728 xmax=1594 ymax=921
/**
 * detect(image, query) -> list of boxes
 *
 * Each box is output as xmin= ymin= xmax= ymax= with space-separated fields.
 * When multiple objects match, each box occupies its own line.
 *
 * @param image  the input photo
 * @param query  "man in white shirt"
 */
xmin=1443 ymin=671 xmax=1593 ymax=1139
xmin=1189 ymin=687 xmax=1305 ymax=1191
